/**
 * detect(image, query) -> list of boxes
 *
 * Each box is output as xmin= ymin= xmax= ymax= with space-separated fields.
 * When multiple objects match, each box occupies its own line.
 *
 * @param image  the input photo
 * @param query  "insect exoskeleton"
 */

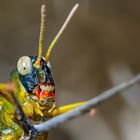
xmin=17 ymin=55 xmax=55 ymax=109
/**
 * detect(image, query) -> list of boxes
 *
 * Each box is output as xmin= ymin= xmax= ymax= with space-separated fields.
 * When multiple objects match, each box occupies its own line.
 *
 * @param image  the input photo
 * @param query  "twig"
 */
xmin=34 ymin=74 xmax=140 ymax=133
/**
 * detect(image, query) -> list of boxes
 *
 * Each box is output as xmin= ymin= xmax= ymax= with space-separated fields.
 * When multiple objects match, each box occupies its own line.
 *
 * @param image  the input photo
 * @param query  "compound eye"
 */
xmin=17 ymin=56 xmax=32 ymax=75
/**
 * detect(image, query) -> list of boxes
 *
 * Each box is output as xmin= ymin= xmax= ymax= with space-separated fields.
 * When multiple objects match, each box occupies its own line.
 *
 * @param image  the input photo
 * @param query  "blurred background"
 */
xmin=0 ymin=0 xmax=140 ymax=140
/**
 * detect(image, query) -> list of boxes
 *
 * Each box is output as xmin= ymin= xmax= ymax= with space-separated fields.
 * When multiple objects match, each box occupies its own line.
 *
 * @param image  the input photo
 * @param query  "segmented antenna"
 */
xmin=45 ymin=3 xmax=79 ymax=63
xmin=35 ymin=4 xmax=46 ymax=67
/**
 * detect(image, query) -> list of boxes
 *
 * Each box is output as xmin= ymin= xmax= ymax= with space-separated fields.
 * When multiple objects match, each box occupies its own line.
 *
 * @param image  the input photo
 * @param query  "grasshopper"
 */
xmin=0 ymin=4 xmax=89 ymax=140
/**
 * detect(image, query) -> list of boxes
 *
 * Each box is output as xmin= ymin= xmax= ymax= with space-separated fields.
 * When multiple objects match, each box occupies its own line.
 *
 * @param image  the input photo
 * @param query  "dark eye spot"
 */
xmin=23 ymin=67 xmax=26 ymax=70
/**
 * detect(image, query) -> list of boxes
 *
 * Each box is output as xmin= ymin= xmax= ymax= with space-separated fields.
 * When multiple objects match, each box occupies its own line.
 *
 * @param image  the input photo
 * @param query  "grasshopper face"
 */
xmin=17 ymin=56 xmax=55 ymax=109
xmin=14 ymin=3 xmax=78 ymax=110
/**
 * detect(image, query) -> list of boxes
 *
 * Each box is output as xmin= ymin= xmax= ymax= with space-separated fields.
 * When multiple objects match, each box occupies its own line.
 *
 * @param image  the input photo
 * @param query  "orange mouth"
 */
xmin=33 ymin=83 xmax=55 ymax=103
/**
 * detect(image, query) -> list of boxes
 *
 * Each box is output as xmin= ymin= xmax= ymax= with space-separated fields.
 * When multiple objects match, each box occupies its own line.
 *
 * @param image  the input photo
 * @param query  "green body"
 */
xmin=0 ymin=70 xmax=48 ymax=139
xmin=0 ymin=70 xmax=85 ymax=140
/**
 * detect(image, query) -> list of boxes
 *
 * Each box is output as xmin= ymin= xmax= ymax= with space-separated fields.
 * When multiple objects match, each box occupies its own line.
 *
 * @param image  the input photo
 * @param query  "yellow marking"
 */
xmin=2 ymin=135 xmax=14 ymax=140
xmin=0 ymin=83 xmax=7 ymax=91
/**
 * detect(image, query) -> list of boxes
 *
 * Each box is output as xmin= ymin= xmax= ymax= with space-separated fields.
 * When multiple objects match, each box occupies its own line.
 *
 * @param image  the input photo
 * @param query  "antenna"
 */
xmin=45 ymin=3 xmax=79 ymax=63
xmin=35 ymin=4 xmax=46 ymax=67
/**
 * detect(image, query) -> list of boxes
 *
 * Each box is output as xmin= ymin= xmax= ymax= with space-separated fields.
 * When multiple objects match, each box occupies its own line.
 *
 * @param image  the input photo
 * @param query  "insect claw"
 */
xmin=20 ymin=130 xmax=38 ymax=140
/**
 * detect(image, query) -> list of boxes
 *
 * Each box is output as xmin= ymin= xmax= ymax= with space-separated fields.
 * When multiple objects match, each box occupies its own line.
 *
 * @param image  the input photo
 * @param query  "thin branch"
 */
xmin=34 ymin=74 xmax=140 ymax=133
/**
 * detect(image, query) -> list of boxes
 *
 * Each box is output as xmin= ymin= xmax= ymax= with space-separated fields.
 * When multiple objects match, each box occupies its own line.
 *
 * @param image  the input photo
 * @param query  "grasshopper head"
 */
xmin=16 ymin=4 xmax=79 ymax=109
xmin=17 ymin=55 xmax=55 ymax=109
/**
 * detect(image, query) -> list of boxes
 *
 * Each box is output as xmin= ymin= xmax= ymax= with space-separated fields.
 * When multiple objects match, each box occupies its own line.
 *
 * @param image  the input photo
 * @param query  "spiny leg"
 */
xmin=46 ymin=102 xmax=95 ymax=117
xmin=11 ymin=93 xmax=38 ymax=140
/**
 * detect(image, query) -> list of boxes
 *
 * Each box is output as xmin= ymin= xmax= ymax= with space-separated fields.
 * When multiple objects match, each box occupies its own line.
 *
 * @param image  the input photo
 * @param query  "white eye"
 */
xmin=17 ymin=56 xmax=32 ymax=75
